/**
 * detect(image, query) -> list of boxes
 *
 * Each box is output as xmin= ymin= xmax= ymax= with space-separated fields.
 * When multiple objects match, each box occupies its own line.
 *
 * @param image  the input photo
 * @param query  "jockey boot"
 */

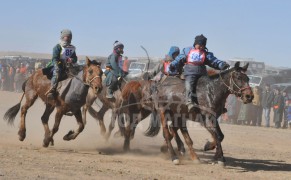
xmin=106 ymin=88 xmax=114 ymax=99
xmin=186 ymin=98 xmax=200 ymax=113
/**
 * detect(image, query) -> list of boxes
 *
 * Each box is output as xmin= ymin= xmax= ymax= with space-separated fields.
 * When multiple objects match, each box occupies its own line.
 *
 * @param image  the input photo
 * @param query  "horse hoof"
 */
xmin=218 ymin=157 xmax=226 ymax=166
xmin=63 ymin=130 xmax=74 ymax=141
xmin=172 ymin=159 xmax=180 ymax=165
xmin=179 ymin=151 xmax=185 ymax=156
xmin=50 ymin=139 xmax=54 ymax=146
xmin=18 ymin=135 xmax=25 ymax=141
xmin=18 ymin=131 xmax=26 ymax=141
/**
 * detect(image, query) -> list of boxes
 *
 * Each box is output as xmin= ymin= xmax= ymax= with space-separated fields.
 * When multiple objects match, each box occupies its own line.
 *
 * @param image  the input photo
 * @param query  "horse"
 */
xmin=3 ymin=57 xmax=103 ymax=147
xmin=117 ymin=61 xmax=254 ymax=165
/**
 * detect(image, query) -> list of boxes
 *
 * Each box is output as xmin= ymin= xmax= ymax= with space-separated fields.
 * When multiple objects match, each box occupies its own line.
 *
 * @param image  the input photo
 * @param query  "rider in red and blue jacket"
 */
xmin=169 ymin=34 xmax=230 ymax=112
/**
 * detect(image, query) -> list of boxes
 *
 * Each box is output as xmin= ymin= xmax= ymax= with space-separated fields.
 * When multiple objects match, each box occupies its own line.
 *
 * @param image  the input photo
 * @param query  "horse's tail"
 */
xmin=4 ymin=93 xmax=25 ymax=125
xmin=144 ymin=110 xmax=161 ymax=137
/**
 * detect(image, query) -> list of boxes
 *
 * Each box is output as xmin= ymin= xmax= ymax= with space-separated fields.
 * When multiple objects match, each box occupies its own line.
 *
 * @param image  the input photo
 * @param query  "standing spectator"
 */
xmin=226 ymin=94 xmax=238 ymax=124
xmin=19 ymin=63 xmax=27 ymax=74
xmin=282 ymin=90 xmax=289 ymax=128
xmin=122 ymin=56 xmax=130 ymax=74
xmin=237 ymin=102 xmax=252 ymax=125
xmin=1 ymin=66 xmax=8 ymax=91
xmin=273 ymin=88 xmax=284 ymax=128
xmin=14 ymin=68 xmax=24 ymax=92
xmin=251 ymin=86 xmax=263 ymax=126
xmin=8 ymin=64 xmax=15 ymax=91
xmin=261 ymin=84 xmax=274 ymax=127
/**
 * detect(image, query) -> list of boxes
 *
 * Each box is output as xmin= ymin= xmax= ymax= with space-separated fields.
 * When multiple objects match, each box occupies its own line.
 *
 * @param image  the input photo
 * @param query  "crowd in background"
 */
xmin=0 ymin=59 xmax=46 ymax=92
xmin=223 ymin=84 xmax=291 ymax=129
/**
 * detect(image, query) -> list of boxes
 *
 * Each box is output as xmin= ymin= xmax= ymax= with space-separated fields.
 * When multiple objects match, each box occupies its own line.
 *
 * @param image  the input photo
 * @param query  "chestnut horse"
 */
xmin=4 ymin=58 xmax=103 ymax=147
xmin=117 ymin=62 xmax=253 ymax=165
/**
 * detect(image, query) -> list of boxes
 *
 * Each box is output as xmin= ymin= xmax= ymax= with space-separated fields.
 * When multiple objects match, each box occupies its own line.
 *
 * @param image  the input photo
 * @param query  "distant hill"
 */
xmin=0 ymin=51 xmax=106 ymax=61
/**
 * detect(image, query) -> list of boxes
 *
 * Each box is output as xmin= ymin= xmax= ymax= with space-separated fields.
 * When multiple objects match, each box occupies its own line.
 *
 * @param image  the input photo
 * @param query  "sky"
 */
xmin=0 ymin=0 xmax=290 ymax=67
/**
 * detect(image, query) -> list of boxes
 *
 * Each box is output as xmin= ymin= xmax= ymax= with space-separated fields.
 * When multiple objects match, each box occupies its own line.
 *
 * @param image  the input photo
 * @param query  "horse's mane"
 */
xmin=208 ymin=67 xmax=235 ymax=80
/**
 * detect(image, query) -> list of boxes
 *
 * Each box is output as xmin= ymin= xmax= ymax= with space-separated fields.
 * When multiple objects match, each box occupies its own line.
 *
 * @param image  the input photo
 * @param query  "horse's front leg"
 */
xmin=204 ymin=119 xmax=224 ymax=151
xmin=205 ymin=114 xmax=225 ymax=166
xmin=49 ymin=108 xmax=64 ymax=143
xmin=63 ymin=109 xmax=84 ymax=141
xmin=42 ymin=104 xmax=55 ymax=147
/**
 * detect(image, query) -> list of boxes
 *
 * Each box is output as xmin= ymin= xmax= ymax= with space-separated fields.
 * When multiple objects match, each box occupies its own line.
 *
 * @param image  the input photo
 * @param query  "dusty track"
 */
xmin=0 ymin=91 xmax=291 ymax=180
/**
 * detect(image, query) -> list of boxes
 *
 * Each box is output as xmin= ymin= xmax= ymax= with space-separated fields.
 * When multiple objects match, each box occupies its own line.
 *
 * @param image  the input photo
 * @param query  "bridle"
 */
xmin=67 ymin=65 xmax=102 ymax=89
xmin=219 ymin=70 xmax=251 ymax=97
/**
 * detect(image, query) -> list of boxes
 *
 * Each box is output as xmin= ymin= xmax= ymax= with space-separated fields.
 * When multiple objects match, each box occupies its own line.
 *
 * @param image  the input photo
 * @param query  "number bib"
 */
xmin=187 ymin=49 xmax=205 ymax=65
xmin=60 ymin=45 xmax=75 ymax=60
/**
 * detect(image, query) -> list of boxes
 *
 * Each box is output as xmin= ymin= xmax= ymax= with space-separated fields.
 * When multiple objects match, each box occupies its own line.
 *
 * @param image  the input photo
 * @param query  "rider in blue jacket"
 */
xmin=169 ymin=34 xmax=230 ymax=112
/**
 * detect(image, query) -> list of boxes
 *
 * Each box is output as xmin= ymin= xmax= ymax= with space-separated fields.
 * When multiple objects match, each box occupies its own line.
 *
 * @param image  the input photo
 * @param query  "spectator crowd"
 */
xmin=223 ymin=84 xmax=291 ymax=129
xmin=0 ymin=59 xmax=46 ymax=92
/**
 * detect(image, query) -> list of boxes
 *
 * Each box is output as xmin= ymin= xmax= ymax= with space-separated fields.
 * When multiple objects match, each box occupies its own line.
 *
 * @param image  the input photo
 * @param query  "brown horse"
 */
xmin=117 ymin=62 xmax=254 ymax=165
xmin=3 ymin=57 xmax=103 ymax=147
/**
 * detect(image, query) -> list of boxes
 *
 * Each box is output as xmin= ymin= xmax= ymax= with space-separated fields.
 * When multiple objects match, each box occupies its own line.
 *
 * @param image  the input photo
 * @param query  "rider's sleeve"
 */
xmin=170 ymin=47 xmax=191 ymax=69
xmin=205 ymin=52 xmax=228 ymax=70
xmin=52 ymin=44 xmax=62 ymax=62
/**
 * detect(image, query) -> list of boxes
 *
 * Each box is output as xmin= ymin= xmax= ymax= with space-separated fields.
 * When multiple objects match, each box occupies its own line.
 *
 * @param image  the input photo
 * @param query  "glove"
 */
xmin=66 ymin=58 xmax=73 ymax=63
xmin=221 ymin=63 xmax=230 ymax=70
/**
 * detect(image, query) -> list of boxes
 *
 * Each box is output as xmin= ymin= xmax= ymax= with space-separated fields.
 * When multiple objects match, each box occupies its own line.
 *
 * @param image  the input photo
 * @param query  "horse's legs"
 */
xmin=204 ymin=118 xmax=224 ymax=151
xmin=49 ymin=108 xmax=63 ymax=142
xmin=18 ymin=93 xmax=38 ymax=141
xmin=171 ymin=126 xmax=186 ymax=156
xmin=105 ymin=108 xmax=118 ymax=140
xmin=180 ymin=127 xmax=200 ymax=163
xmin=159 ymin=109 xmax=179 ymax=164
xmin=82 ymin=105 xmax=88 ymax=125
xmin=122 ymin=113 xmax=132 ymax=152
xmin=96 ymin=106 xmax=107 ymax=136
xmin=41 ymin=104 xmax=55 ymax=147
xmin=63 ymin=109 xmax=84 ymax=140
xmin=205 ymin=114 xmax=225 ymax=165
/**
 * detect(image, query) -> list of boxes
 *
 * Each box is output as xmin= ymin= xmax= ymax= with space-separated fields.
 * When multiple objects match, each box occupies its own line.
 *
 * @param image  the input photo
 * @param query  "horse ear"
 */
xmin=234 ymin=61 xmax=240 ymax=69
xmin=86 ymin=56 xmax=91 ymax=66
xmin=242 ymin=63 xmax=249 ymax=71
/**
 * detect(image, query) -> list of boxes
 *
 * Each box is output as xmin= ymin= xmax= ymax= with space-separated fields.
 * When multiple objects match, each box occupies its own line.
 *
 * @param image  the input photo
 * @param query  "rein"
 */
xmin=219 ymin=70 xmax=251 ymax=97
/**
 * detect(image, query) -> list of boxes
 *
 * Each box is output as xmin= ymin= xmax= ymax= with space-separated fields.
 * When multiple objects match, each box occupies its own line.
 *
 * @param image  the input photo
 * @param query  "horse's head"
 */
xmin=84 ymin=57 xmax=103 ymax=95
xmin=226 ymin=61 xmax=254 ymax=104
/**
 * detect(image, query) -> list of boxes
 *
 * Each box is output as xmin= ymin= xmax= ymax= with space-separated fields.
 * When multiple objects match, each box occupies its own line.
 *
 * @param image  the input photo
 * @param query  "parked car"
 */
xmin=248 ymin=74 xmax=285 ymax=88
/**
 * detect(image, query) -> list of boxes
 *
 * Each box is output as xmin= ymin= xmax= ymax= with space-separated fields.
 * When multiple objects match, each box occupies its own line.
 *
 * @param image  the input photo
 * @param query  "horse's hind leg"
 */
xmin=63 ymin=109 xmax=84 ymax=141
xmin=180 ymin=127 xmax=200 ymax=163
xmin=18 ymin=92 xmax=38 ymax=141
xmin=42 ymin=104 xmax=55 ymax=147
xmin=159 ymin=109 xmax=179 ymax=165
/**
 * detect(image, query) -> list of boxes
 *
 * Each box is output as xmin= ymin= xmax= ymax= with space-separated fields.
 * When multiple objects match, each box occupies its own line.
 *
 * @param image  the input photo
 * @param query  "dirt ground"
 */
xmin=0 ymin=91 xmax=291 ymax=180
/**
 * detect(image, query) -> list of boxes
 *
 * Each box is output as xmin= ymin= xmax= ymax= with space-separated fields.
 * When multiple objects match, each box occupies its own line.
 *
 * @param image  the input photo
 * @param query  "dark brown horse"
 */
xmin=117 ymin=62 xmax=253 ymax=165
xmin=3 ymin=57 xmax=103 ymax=147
